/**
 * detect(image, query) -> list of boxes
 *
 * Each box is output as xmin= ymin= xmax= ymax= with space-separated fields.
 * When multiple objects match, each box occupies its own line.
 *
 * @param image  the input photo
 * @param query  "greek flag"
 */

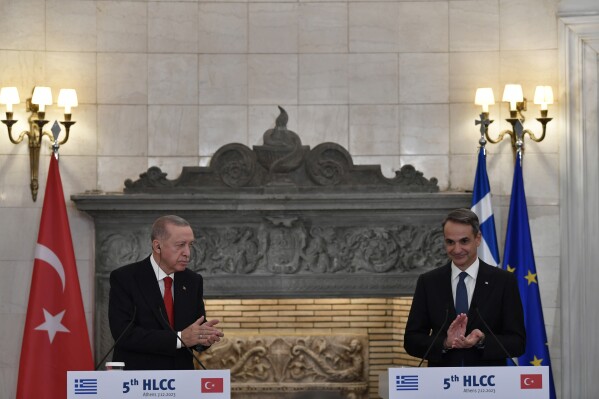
xmin=471 ymin=148 xmax=500 ymax=266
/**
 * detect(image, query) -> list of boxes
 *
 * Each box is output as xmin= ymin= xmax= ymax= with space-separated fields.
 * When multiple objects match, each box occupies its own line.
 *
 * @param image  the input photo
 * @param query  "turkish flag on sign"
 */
xmin=16 ymin=155 xmax=93 ymax=399
xmin=521 ymin=374 xmax=543 ymax=389
xmin=201 ymin=378 xmax=224 ymax=393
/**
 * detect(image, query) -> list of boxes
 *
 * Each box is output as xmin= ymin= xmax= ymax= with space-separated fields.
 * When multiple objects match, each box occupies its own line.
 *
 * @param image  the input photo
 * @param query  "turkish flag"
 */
xmin=16 ymin=155 xmax=93 ymax=399
xmin=521 ymin=374 xmax=543 ymax=389
xmin=201 ymin=378 xmax=224 ymax=393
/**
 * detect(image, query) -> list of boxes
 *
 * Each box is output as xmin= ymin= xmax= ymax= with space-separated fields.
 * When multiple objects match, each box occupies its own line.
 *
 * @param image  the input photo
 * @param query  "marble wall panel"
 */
xmin=97 ymin=53 xmax=148 ymax=104
xmin=0 ymin=0 xmax=45 ymax=51
xmin=449 ymin=51 xmax=500 ymax=103
xmin=149 ymin=2 xmax=198 ymax=54
xmin=55 ymin=105 xmax=97 ymax=157
xmin=349 ymin=54 xmax=398 ymax=104
xmin=299 ymin=54 xmax=348 ymax=104
xmin=399 ymin=53 xmax=449 ymax=104
xmin=248 ymin=55 xmax=298 ymax=105
xmin=46 ymin=1 xmax=97 ymax=52
xmin=148 ymin=54 xmax=199 ymax=105
xmin=500 ymin=0 xmax=559 ymax=51
xmin=199 ymin=105 xmax=248 ymax=156
xmin=299 ymin=2 xmax=348 ymax=53
xmin=97 ymin=1 xmax=148 ymax=53
xmin=399 ymin=104 xmax=449 ymax=155
xmin=249 ymin=3 xmax=298 ymax=54
xmin=0 ymin=156 xmax=44 ymax=207
xmin=97 ymin=105 xmax=148 ymax=156
xmin=198 ymin=3 xmax=248 ymax=54
xmin=349 ymin=2 xmax=400 ymax=53
xmin=397 ymin=2 xmax=448 ymax=53
xmin=0 ymin=208 xmax=42 ymax=260
xmin=199 ymin=54 xmax=248 ymax=105
xmin=349 ymin=105 xmax=399 ymax=156
xmin=449 ymin=0 xmax=500 ymax=52
xmin=500 ymin=49 xmax=559 ymax=96
xmin=45 ymin=52 xmax=97 ymax=105
xmin=148 ymin=105 xmax=199 ymax=156
xmin=298 ymin=105 xmax=349 ymax=148
xmin=0 ymin=50 xmax=46 ymax=102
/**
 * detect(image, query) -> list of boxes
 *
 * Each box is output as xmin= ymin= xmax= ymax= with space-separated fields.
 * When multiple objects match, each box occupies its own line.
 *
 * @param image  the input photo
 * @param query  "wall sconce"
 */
xmin=474 ymin=84 xmax=553 ymax=157
xmin=0 ymin=86 xmax=77 ymax=201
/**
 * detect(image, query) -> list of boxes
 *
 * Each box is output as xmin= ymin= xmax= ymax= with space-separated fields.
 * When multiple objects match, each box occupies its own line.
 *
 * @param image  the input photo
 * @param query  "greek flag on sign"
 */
xmin=74 ymin=378 xmax=98 ymax=395
xmin=395 ymin=375 xmax=419 ymax=391
xmin=471 ymin=148 xmax=500 ymax=266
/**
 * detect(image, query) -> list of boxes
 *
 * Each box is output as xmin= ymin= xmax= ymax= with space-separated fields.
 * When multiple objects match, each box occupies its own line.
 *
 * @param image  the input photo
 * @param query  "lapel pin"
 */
xmin=183 ymin=286 xmax=187 ymax=291
xmin=485 ymin=281 xmax=489 ymax=285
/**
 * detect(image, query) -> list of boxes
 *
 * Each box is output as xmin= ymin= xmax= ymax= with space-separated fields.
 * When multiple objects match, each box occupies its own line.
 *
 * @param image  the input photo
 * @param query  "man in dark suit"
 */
xmin=108 ymin=215 xmax=223 ymax=370
xmin=404 ymin=208 xmax=526 ymax=367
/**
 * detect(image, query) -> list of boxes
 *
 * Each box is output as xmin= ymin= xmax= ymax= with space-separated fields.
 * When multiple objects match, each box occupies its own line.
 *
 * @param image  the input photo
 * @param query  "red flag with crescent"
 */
xmin=16 ymin=154 xmax=93 ymax=399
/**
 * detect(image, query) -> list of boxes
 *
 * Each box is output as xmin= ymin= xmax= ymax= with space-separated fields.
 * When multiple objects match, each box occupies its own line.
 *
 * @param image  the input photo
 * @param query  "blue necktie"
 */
xmin=455 ymin=272 xmax=469 ymax=315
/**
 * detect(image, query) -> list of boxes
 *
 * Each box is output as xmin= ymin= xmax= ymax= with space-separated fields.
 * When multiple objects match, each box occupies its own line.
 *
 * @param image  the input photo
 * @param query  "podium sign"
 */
xmin=388 ymin=366 xmax=549 ymax=399
xmin=67 ymin=370 xmax=230 ymax=399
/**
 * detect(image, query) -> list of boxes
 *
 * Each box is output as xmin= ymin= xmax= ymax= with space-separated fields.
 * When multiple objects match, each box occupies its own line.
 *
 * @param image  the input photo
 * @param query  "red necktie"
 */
xmin=163 ymin=277 xmax=174 ymax=328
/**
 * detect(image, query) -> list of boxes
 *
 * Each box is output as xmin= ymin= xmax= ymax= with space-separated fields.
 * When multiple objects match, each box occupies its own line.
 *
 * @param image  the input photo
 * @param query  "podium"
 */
xmin=67 ymin=369 xmax=230 ymax=399
xmin=379 ymin=366 xmax=549 ymax=399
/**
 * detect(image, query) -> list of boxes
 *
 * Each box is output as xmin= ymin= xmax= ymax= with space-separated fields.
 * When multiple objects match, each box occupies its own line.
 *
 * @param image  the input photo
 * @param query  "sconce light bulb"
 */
xmin=509 ymin=101 xmax=517 ymax=111
xmin=7 ymin=103 xmax=13 ymax=112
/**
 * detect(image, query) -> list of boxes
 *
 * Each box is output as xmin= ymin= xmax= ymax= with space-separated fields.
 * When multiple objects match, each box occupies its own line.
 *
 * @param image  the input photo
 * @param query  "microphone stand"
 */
xmin=159 ymin=307 xmax=207 ymax=370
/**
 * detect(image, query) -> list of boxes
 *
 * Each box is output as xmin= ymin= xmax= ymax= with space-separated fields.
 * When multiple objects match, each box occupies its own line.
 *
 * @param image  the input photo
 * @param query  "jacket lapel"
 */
xmin=135 ymin=257 xmax=171 ymax=329
xmin=469 ymin=261 xmax=494 ymax=325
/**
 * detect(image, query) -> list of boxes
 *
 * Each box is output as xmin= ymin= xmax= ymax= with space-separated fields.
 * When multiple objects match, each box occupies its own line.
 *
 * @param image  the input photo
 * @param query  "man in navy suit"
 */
xmin=108 ymin=215 xmax=223 ymax=370
xmin=404 ymin=208 xmax=526 ymax=367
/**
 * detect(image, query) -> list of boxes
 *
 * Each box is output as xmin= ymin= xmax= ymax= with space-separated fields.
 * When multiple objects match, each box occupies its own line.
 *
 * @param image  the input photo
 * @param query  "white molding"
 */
xmin=558 ymin=14 xmax=599 ymax=399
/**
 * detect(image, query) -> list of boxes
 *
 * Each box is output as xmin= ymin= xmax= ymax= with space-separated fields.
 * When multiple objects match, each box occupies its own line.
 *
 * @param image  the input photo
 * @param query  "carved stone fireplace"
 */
xmin=72 ymin=108 xmax=469 ymax=398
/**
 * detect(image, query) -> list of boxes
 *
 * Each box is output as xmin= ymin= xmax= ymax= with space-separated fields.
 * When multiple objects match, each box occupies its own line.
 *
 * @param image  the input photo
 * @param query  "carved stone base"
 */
xmin=199 ymin=334 xmax=369 ymax=399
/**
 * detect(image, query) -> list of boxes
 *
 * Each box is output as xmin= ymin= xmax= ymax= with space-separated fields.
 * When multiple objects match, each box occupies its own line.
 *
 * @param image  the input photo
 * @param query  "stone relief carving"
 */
xmin=199 ymin=335 xmax=368 ymax=398
xmin=95 ymin=218 xmax=446 ymax=276
xmin=124 ymin=107 xmax=439 ymax=193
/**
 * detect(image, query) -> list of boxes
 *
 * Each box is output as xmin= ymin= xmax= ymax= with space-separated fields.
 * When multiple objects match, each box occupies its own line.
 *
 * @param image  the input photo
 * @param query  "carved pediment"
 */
xmin=124 ymin=107 xmax=438 ymax=194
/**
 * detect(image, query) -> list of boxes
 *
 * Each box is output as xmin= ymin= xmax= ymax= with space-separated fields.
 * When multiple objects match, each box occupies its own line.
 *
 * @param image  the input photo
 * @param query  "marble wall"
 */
xmin=0 ymin=0 xmax=567 ymax=398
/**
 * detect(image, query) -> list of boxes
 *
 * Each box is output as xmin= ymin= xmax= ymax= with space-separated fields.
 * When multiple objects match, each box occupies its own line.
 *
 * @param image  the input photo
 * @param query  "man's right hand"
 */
xmin=181 ymin=316 xmax=224 ymax=347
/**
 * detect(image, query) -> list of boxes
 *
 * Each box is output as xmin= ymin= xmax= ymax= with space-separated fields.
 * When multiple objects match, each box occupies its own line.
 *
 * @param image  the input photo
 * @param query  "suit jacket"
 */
xmin=108 ymin=256 xmax=206 ymax=370
xmin=404 ymin=260 xmax=526 ymax=367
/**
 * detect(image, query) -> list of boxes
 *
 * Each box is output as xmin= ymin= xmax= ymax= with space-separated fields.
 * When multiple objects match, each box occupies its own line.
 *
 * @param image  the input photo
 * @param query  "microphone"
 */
xmin=474 ymin=307 xmax=518 ymax=366
xmin=158 ymin=307 xmax=207 ymax=370
xmin=95 ymin=306 xmax=137 ymax=370
xmin=417 ymin=306 xmax=449 ymax=367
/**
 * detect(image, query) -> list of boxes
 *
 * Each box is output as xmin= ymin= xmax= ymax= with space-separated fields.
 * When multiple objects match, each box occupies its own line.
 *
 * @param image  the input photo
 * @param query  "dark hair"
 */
xmin=442 ymin=208 xmax=480 ymax=236
xmin=151 ymin=215 xmax=191 ymax=241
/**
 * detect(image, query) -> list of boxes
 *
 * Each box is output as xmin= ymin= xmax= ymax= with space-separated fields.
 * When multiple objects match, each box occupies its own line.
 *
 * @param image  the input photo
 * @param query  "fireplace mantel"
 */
xmin=72 ymin=107 xmax=469 ymax=365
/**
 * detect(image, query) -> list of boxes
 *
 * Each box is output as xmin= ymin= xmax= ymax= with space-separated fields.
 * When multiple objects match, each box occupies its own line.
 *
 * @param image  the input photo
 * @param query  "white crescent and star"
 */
xmin=33 ymin=243 xmax=70 ymax=343
xmin=204 ymin=382 xmax=215 ymax=390
xmin=35 ymin=308 xmax=70 ymax=343
xmin=523 ymin=377 xmax=534 ymax=386
xmin=34 ymin=243 xmax=66 ymax=292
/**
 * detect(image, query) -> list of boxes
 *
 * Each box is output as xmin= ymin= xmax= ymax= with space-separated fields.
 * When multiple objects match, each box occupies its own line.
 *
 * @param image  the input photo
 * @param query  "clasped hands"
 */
xmin=181 ymin=316 xmax=224 ymax=347
xmin=444 ymin=313 xmax=485 ymax=349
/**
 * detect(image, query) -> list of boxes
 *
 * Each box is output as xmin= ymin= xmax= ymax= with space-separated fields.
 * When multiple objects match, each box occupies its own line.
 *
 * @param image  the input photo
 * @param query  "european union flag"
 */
xmin=502 ymin=154 xmax=556 ymax=399
xmin=471 ymin=147 xmax=500 ymax=266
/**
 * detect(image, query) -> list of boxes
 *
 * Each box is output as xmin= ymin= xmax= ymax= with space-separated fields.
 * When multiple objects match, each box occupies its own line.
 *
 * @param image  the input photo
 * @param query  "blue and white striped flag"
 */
xmin=471 ymin=148 xmax=500 ymax=266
